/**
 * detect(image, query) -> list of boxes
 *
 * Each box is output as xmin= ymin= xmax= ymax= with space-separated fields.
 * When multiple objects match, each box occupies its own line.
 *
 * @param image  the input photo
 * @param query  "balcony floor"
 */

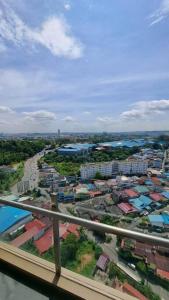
xmin=0 ymin=261 xmax=79 ymax=300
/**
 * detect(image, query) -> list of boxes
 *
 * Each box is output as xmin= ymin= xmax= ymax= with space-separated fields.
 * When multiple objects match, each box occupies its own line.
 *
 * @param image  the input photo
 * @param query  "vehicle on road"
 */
xmin=127 ymin=263 xmax=136 ymax=271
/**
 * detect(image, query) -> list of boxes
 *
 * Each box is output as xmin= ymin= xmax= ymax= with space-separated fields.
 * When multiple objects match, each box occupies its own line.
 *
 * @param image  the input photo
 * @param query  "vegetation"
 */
xmin=109 ymin=262 xmax=160 ymax=300
xmin=42 ymin=146 xmax=141 ymax=176
xmin=44 ymin=146 xmax=140 ymax=166
xmin=61 ymin=233 xmax=102 ymax=278
xmin=0 ymin=139 xmax=46 ymax=165
xmin=101 ymin=215 xmax=119 ymax=226
xmin=52 ymin=161 xmax=80 ymax=176
xmin=0 ymin=162 xmax=24 ymax=192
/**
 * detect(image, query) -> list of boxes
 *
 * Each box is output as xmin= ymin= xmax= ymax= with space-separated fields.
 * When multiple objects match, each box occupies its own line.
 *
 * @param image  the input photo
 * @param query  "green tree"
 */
xmin=61 ymin=234 xmax=79 ymax=267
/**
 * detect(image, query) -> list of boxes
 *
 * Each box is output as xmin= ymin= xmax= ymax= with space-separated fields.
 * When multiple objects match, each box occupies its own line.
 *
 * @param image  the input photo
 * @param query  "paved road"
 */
xmin=11 ymin=152 xmax=44 ymax=195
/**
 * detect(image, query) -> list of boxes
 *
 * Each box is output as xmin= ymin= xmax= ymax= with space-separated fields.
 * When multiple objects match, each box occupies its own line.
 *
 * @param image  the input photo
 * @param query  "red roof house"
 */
xmin=25 ymin=219 xmax=46 ymax=231
xmin=11 ymin=227 xmax=39 ymax=248
xmin=118 ymin=202 xmax=136 ymax=214
xmin=149 ymin=193 xmax=164 ymax=202
xmin=124 ymin=189 xmax=139 ymax=198
xmin=156 ymin=269 xmax=169 ymax=280
xmin=34 ymin=228 xmax=53 ymax=254
xmin=67 ymin=224 xmax=79 ymax=236
xmin=123 ymin=282 xmax=148 ymax=300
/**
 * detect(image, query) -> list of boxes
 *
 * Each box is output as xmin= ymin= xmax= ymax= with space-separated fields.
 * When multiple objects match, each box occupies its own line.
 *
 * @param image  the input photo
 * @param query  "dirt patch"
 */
xmin=77 ymin=253 xmax=93 ymax=272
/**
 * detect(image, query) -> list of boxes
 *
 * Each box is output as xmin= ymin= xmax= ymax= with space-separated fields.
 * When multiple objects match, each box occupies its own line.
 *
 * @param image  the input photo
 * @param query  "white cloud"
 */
xmin=0 ymin=105 xmax=14 ymax=113
xmin=0 ymin=1 xmax=83 ymax=59
xmin=62 ymin=116 xmax=75 ymax=122
xmin=99 ymin=72 xmax=169 ymax=85
xmin=149 ymin=0 xmax=169 ymax=26
xmin=23 ymin=110 xmax=56 ymax=122
xmin=121 ymin=100 xmax=169 ymax=120
xmin=96 ymin=117 xmax=114 ymax=124
xmin=64 ymin=3 xmax=71 ymax=11
xmin=83 ymin=111 xmax=91 ymax=115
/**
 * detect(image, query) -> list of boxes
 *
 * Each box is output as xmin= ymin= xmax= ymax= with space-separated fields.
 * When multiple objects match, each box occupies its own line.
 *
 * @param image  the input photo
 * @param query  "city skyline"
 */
xmin=0 ymin=0 xmax=169 ymax=133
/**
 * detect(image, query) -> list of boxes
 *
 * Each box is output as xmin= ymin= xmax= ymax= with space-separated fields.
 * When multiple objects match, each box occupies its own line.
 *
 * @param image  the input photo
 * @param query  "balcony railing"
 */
xmin=0 ymin=199 xmax=169 ymax=273
xmin=1 ymin=195 xmax=169 ymax=277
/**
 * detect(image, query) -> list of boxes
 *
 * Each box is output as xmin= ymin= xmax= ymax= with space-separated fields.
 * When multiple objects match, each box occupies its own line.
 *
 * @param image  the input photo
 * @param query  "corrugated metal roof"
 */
xmin=118 ymin=202 xmax=136 ymax=214
xmin=123 ymin=283 xmax=148 ymax=300
xmin=134 ymin=185 xmax=149 ymax=193
xmin=96 ymin=254 xmax=109 ymax=271
xmin=25 ymin=219 xmax=46 ymax=231
xmin=149 ymin=193 xmax=163 ymax=202
xmin=148 ymin=215 xmax=163 ymax=223
xmin=162 ymin=191 xmax=169 ymax=199
xmin=0 ymin=206 xmax=31 ymax=233
xmin=124 ymin=189 xmax=138 ymax=198
xmin=157 ymin=269 xmax=169 ymax=280
xmin=34 ymin=228 xmax=53 ymax=254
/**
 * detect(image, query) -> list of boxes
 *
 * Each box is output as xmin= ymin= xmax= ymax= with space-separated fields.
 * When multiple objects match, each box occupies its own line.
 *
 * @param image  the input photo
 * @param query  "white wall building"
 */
xmin=80 ymin=162 xmax=113 ymax=180
xmin=118 ymin=160 xmax=148 ymax=175
xmin=80 ymin=160 xmax=148 ymax=179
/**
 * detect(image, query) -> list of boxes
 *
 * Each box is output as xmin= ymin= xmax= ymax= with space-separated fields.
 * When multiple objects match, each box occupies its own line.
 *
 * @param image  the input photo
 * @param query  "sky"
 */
xmin=0 ymin=0 xmax=169 ymax=133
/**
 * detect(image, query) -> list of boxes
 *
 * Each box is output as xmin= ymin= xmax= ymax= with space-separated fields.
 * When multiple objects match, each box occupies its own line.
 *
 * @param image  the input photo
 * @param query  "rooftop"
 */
xmin=11 ymin=227 xmax=39 ymax=248
xmin=0 ymin=206 xmax=31 ymax=234
xmin=123 ymin=189 xmax=138 ymax=198
xmin=133 ymin=185 xmax=149 ymax=194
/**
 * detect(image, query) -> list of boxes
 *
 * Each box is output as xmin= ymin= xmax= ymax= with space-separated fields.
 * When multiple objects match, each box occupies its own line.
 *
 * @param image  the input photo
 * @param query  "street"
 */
xmin=11 ymin=152 xmax=43 ymax=195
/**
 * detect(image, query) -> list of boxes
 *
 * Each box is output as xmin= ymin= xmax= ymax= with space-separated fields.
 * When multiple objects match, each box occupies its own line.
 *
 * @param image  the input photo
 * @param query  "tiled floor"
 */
xmin=0 ymin=262 xmax=78 ymax=300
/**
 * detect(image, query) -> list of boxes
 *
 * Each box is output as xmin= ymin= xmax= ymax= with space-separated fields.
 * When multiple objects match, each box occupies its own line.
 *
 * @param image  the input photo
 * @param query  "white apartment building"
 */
xmin=80 ymin=160 xmax=148 ymax=179
xmin=118 ymin=160 xmax=148 ymax=175
xmin=80 ymin=162 xmax=113 ymax=180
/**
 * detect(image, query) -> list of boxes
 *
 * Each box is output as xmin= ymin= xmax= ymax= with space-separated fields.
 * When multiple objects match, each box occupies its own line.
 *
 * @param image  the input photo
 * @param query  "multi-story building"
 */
xmin=80 ymin=160 xmax=148 ymax=179
xmin=80 ymin=162 xmax=113 ymax=180
xmin=118 ymin=160 xmax=148 ymax=175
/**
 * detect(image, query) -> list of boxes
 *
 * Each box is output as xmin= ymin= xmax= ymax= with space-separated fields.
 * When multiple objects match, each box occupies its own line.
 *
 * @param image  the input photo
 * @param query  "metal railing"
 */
xmin=1 ymin=196 xmax=169 ymax=275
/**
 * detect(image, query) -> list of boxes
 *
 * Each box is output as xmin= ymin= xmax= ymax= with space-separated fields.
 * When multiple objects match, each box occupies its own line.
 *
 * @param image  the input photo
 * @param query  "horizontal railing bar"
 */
xmin=0 ymin=198 xmax=169 ymax=248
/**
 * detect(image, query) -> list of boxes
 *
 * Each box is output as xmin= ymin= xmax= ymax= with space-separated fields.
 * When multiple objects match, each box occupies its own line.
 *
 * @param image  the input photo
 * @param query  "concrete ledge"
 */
xmin=0 ymin=242 xmax=136 ymax=300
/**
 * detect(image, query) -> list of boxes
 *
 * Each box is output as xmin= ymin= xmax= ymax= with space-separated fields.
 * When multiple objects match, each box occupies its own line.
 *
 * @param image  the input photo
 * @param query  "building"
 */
xmin=0 ymin=206 xmax=32 ymax=234
xmin=80 ymin=159 xmax=148 ymax=180
xmin=151 ymin=158 xmax=162 ymax=169
xmin=96 ymin=254 xmax=109 ymax=272
xmin=34 ymin=228 xmax=53 ymax=255
xmin=117 ymin=203 xmax=136 ymax=214
xmin=122 ymin=283 xmax=148 ymax=300
xmin=148 ymin=214 xmax=169 ymax=228
xmin=57 ymin=192 xmax=75 ymax=203
xmin=58 ymin=143 xmax=95 ymax=156
xmin=57 ymin=128 xmax=61 ymax=138
xmin=129 ymin=195 xmax=152 ymax=211
xmin=10 ymin=227 xmax=40 ymax=248
xmin=80 ymin=162 xmax=113 ymax=180
xmin=118 ymin=160 xmax=148 ymax=175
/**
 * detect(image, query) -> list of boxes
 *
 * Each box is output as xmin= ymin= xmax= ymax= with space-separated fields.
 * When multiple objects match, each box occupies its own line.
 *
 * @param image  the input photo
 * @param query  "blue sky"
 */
xmin=0 ymin=0 xmax=169 ymax=132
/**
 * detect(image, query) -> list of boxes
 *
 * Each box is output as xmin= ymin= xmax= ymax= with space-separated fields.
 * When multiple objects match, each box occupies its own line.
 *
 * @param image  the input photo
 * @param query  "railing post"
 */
xmin=51 ymin=192 xmax=61 ymax=275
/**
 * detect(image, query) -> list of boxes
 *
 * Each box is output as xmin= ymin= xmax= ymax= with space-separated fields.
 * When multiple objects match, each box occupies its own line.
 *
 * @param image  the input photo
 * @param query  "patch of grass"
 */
xmin=53 ymin=162 xmax=80 ymax=176
xmin=80 ymin=258 xmax=96 ymax=278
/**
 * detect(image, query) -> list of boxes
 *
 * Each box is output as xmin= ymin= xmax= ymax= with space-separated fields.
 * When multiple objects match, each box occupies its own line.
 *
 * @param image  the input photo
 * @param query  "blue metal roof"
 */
xmin=58 ymin=148 xmax=80 ymax=152
xmin=162 ymin=192 xmax=169 ymax=200
xmin=0 ymin=206 xmax=31 ymax=233
xmin=148 ymin=215 xmax=163 ymax=223
xmin=162 ymin=214 xmax=169 ymax=225
xmin=144 ymin=180 xmax=153 ymax=186
xmin=129 ymin=195 xmax=152 ymax=211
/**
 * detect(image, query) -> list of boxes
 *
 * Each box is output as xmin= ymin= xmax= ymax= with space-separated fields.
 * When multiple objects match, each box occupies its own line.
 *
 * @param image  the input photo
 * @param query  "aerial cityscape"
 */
xmin=1 ymin=132 xmax=169 ymax=300
xmin=1 ymin=1 xmax=169 ymax=300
